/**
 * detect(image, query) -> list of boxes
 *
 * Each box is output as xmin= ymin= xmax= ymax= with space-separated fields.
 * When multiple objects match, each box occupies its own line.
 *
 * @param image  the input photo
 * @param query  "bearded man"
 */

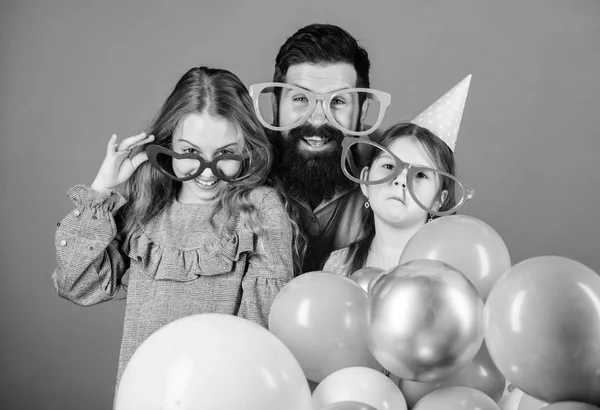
xmin=250 ymin=23 xmax=390 ymax=272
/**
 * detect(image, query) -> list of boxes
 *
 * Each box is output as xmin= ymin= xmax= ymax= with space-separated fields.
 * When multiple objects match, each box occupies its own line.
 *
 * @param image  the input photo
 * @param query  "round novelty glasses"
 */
xmin=341 ymin=138 xmax=475 ymax=216
xmin=248 ymin=83 xmax=391 ymax=137
xmin=145 ymin=145 xmax=250 ymax=182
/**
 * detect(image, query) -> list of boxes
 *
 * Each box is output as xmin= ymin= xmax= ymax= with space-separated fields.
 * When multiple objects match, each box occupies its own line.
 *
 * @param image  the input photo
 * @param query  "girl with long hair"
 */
xmin=52 ymin=66 xmax=302 ymax=402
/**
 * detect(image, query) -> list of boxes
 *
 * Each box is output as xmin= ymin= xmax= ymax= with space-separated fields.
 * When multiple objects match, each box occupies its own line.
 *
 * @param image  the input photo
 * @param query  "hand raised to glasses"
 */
xmin=91 ymin=132 xmax=155 ymax=193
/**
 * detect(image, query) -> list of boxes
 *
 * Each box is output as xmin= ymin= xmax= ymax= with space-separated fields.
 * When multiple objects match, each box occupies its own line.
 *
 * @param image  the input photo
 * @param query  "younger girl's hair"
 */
xmin=344 ymin=122 xmax=458 ymax=274
xmin=118 ymin=66 xmax=305 ymax=274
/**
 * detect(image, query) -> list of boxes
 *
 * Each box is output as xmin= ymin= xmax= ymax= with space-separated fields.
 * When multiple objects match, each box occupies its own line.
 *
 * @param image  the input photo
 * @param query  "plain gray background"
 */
xmin=1 ymin=0 xmax=599 ymax=408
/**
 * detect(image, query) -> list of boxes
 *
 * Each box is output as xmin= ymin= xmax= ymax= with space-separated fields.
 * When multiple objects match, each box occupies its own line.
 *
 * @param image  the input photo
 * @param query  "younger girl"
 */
xmin=52 ymin=66 xmax=300 ymax=399
xmin=323 ymin=122 xmax=473 ymax=275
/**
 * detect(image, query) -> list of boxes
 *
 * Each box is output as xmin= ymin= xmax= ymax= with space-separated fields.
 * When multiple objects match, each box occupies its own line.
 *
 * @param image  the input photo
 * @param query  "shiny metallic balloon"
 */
xmin=349 ymin=267 xmax=386 ymax=293
xmin=398 ymin=344 xmax=505 ymax=408
xmin=367 ymin=268 xmax=395 ymax=294
xmin=365 ymin=259 xmax=485 ymax=382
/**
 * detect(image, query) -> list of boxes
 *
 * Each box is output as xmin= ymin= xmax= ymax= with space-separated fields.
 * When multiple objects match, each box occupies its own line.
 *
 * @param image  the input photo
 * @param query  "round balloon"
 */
xmin=367 ymin=268 xmax=392 ymax=293
xmin=115 ymin=314 xmax=312 ymax=410
xmin=498 ymin=383 xmax=516 ymax=408
xmin=544 ymin=403 xmax=600 ymax=410
xmin=269 ymin=272 xmax=381 ymax=382
xmin=320 ymin=401 xmax=378 ymax=410
xmin=399 ymin=344 xmax=505 ymax=408
xmin=413 ymin=386 xmax=500 ymax=410
xmin=400 ymin=215 xmax=511 ymax=300
xmin=365 ymin=259 xmax=484 ymax=382
xmin=502 ymin=389 xmax=548 ymax=410
xmin=312 ymin=366 xmax=407 ymax=410
xmin=349 ymin=267 xmax=385 ymax=293
xmin=485 ymin=256 xmax=600 ymax=405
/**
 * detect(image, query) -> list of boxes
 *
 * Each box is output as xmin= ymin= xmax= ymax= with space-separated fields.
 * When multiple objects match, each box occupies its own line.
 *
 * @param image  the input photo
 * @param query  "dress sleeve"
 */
xmin=237 ymin=188 xmax=295 ymax=328
xmin=52 ymin=185 xmax=130 ymax=306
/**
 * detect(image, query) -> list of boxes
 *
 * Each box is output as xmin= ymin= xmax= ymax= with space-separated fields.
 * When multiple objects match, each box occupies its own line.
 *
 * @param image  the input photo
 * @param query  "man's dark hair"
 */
xmin=273 ymin=23 xmax=371 ymax=89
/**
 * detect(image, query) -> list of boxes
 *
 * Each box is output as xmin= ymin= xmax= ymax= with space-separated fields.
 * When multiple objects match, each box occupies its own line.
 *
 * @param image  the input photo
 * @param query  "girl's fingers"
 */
xmin=129 ymin=151 xmax=149 ymax=169
xmin=106 ymin=134 xmax=119 ymax=154
xmin=117 ymin=132 xmax=148 ymax=151
xmin=127 ymin=134 xmax=155 ymax=151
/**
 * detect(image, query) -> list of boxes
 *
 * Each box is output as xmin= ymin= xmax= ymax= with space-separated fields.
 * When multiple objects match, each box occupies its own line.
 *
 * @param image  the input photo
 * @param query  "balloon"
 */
xmin=269 ymin=272 xmax=381 ymax=382
xmin=485 ymin=256 xmax=600 ymax=405
xmin=502 ymin=388 xmax=525 ymax=410
xmin=308 ymin=379 xmax=320 ymax=394
xmin=320 ymin=401 xmax=379 ymax=410
xmin=502 ymin=389 xmax=548 ymax=410
xmin=367 ymin=268 xmax=392 ymax=293
xmin=399 ymin=344 xmax=505 ymax=408
xmin=349 ymin=267 xmax=385 ymax=293
xmin=498 ymin=383 xmax=516 ymax=408
xmin=400 ymin=215 xmax=511 ymax=300
xmin=115 ymin=314 xmax=311 ymax=410
xmin=312 ymin=366 xmax=408 ymax=410
xmin=365 ymin=259 xmax=484 ymax=382
xmin=544 ymin=403 xmax=600 ymax=410
xmin=413 ymin=386 xmax=500 ymax=410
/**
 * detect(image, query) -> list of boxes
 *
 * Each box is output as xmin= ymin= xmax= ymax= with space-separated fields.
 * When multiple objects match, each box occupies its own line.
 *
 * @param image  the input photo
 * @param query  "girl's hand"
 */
xmin=91 ymin=132 xmax=155 ymax=193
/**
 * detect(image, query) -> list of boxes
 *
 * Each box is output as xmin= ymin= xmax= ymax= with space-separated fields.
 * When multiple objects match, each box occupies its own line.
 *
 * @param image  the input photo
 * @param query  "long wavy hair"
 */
xmin=117 ymin=66 xmax=305 ymax=274
xmin=344 ymin=122 xmax=458 ymax=274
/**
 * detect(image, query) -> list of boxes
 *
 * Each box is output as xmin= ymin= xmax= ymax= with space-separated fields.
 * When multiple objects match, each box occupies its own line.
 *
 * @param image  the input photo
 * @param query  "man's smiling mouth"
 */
xmin=302 ymin=136 xmax=331 ymax=148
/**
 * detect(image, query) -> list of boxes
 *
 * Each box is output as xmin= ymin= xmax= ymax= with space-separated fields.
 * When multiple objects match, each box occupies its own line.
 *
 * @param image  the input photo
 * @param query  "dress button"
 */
xmin=60 ymin=240 xmax=67 ymax=246
xmin=91 ymin=216 xmax=97 ymax=220
xmin=73 ymin=210 xmax=80 ymax=217
xmin=137 ymin=256 xmax=142 ymax=262
xmin=311 ymin=217 xmax=317 ymax=223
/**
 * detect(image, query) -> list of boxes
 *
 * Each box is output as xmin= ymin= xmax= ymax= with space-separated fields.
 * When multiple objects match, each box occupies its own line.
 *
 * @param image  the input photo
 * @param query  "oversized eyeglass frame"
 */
xmin=145 ymin=144 xmax=250 ymax=183
xmin=340 ymin=137 xmax=475 ymax=216
xmin=248 ymin=82 xmax=392 ymax=137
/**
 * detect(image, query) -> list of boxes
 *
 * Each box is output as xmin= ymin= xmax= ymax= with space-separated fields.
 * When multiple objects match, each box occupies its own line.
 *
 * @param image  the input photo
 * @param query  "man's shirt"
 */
xmin=293 ymin=186 xmax=366 ymax=272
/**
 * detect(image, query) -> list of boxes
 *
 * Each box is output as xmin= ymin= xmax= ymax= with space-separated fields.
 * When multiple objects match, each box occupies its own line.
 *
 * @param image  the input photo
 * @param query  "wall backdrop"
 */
xmin=1 ymin=0 xmax=599 ymax=408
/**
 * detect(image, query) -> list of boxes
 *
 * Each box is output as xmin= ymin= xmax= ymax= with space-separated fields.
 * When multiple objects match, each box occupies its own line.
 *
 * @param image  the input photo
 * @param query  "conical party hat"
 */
xmin=412 ymin=74 xmax=472 ymax=152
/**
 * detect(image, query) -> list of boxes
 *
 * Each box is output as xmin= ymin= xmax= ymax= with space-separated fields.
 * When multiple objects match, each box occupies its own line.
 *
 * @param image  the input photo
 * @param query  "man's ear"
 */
xmin=359 ymin=99 xmax=371 ymax=130
xmin=360 ymin=167 xmax=370 ymax=198
xmin=271 ymin=93 xmax=279 ymax=127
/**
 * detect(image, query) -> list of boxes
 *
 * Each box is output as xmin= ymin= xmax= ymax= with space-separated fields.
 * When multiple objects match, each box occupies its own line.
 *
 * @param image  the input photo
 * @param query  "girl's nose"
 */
xmin=393 ymin=169 xmax=408 ymax=188
xmin=199 ymin=165 xmax=215 ymax=178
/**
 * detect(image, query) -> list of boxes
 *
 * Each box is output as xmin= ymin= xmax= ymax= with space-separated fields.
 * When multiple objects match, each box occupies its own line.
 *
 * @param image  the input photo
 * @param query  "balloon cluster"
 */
xmin=114 ymin=215 xmax=600 ymax=410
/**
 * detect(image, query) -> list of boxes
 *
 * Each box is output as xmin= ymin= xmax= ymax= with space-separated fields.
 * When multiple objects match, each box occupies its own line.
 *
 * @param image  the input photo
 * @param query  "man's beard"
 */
xmin=270 ymin=124 xmax=356 ymax=209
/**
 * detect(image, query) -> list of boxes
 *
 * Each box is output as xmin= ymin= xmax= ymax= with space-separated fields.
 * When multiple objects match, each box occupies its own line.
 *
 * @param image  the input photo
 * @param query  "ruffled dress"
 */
xmin=52 ymin=184 xmax=294 ymax=399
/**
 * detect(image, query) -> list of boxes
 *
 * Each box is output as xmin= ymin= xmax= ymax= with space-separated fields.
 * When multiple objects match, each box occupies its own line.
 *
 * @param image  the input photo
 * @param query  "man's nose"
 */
xmin=308 ymin=100 xmax=328 ymax=127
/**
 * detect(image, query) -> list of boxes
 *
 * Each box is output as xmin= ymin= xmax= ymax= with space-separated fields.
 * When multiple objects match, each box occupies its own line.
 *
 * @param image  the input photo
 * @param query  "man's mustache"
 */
xmin=287 ymin=124 xmax=345 ymax=143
